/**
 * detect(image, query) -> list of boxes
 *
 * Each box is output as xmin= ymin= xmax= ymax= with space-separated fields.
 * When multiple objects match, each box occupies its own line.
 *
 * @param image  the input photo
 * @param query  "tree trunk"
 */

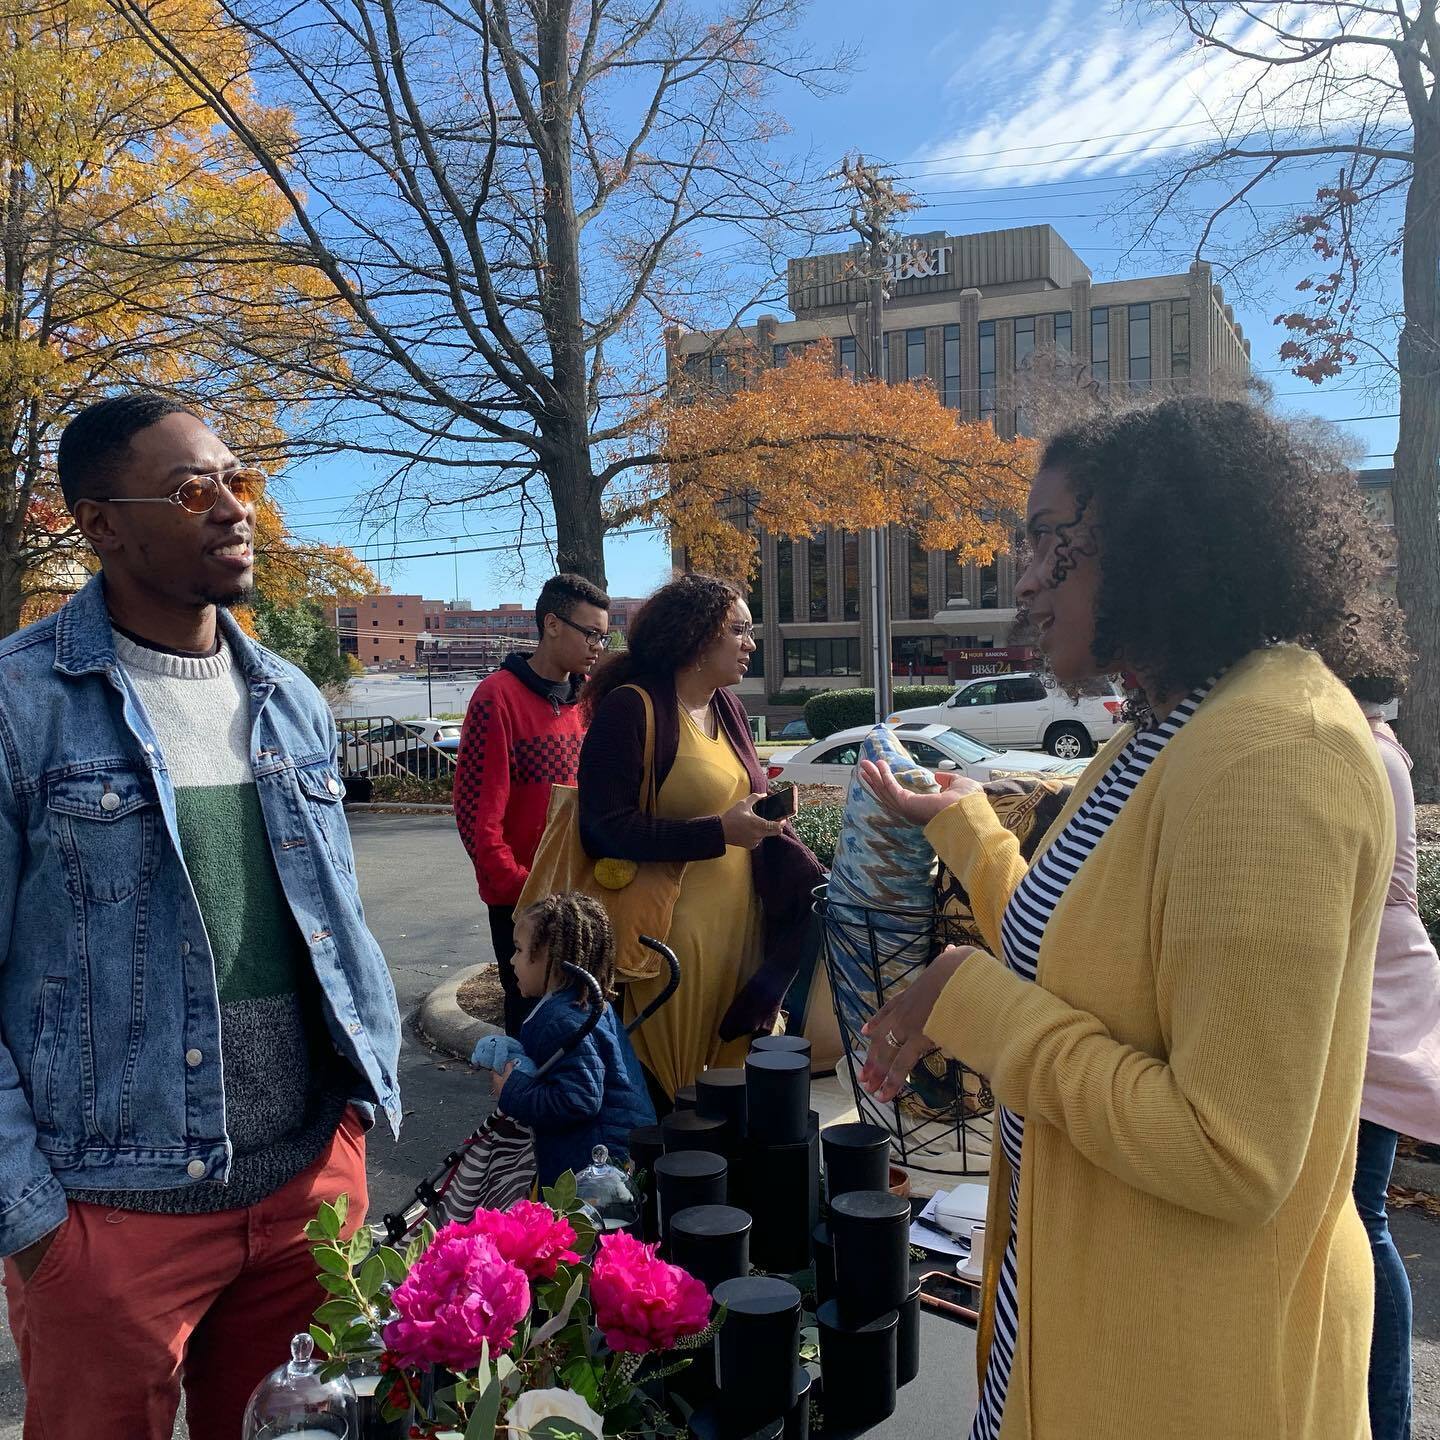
xmin=0 ymin=542 xmax=26 ymax=637
xmin=1393 ymin=121 xmax=1440 ymax=803
xmin=548 ymin=440 xmax=609 ymax=586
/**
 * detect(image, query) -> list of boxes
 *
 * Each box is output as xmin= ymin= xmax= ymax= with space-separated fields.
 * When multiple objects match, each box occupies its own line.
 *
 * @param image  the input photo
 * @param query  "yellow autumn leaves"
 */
xmin=643 ymin=341 xmax=1036 ymax=579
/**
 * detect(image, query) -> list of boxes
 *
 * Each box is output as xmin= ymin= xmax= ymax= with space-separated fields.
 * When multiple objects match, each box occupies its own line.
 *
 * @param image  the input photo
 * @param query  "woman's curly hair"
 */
xmin=1037 ymin=396 xmax=1407 ymax=705
xmin=585 ymin=573 xmax=742 ymax=715
xmin=521 ymin=892 xmax=617 ymax=1006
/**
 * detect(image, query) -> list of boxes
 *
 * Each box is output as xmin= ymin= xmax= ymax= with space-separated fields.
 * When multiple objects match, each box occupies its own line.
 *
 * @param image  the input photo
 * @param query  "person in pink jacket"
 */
xmin=1348 ymin=670 xmax=1440 ymax=1440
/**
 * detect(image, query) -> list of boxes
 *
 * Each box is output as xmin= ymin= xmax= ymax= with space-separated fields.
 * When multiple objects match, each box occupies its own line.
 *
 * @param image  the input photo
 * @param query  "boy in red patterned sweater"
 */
xmin=454 ymin=574 xmax=610 ymax=1034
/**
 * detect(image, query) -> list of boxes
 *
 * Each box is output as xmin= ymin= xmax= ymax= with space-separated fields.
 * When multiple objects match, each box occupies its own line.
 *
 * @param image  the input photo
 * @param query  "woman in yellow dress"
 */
xmin=578 ymin=575 xmax=825 ymax=1101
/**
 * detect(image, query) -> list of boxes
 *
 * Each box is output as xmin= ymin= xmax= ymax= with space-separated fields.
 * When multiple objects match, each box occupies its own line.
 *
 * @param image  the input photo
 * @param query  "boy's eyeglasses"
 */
xmin=100 ymin=468 xmax=267 ymax=515
xmin=555 ymin=614 xmax=610 ymax=649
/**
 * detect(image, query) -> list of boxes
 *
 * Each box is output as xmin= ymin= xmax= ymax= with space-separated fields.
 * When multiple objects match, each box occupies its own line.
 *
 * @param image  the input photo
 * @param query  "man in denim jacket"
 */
xmin=0 ymin=394 xmax=401 ymax=1438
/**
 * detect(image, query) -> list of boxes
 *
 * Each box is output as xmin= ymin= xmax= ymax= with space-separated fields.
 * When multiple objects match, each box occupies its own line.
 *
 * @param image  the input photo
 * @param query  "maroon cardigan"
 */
xmin=578 ymin=678 xmax=824 ymax=1039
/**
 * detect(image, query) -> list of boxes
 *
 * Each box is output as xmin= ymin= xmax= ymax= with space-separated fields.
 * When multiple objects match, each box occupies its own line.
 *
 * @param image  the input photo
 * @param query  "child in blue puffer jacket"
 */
xmin=471 ymin=892 xmax=655 ymax=1186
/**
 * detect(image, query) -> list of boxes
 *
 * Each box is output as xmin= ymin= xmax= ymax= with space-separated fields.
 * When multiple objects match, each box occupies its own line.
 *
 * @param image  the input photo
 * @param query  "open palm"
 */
xmin=857 ymin=756 xmax=978 ymax=827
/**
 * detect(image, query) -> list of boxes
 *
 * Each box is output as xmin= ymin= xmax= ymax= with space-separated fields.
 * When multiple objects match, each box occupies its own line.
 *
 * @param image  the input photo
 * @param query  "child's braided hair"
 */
xmin=521 ymin=892 xmax=617 ymax=1006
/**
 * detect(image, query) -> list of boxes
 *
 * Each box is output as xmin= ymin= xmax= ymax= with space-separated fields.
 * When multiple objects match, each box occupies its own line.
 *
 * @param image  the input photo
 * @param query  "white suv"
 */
xmin=888 ymin=672 xmax=1124 ymax=758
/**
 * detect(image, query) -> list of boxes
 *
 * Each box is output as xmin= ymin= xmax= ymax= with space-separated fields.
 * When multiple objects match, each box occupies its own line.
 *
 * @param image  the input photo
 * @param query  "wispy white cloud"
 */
xmin=908 ymin=1 xmax=1400 ymax=191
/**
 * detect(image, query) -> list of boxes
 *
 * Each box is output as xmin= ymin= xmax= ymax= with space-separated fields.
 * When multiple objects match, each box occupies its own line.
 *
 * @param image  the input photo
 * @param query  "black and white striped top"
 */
xmin=968 ymin=684 xmax=1212 ymax=1440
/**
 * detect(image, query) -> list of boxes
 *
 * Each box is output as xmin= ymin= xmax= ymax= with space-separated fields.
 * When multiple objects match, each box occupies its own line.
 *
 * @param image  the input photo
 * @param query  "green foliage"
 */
xmin=254 ymin=596 xmax=354 ymax=689
xmin=367 ymin=775 xmax=454 ymax=804
xmin=1419 ymin=847 xmax=1439 ymax=949
xmin=802 ymin=685 xmax=954 ymax=739
xmin=767 ymin=687 xmax=822 ymax=706
xmin=792 ymin=802 xmax=842 ymax=866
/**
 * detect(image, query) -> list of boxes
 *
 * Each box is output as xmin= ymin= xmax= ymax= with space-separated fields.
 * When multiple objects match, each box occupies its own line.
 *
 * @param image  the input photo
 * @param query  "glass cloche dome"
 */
xmin=574 ymin=1144 xmax=641 ymax=1235
xmin=241 ymin=1332 xmax=358 ymax=1438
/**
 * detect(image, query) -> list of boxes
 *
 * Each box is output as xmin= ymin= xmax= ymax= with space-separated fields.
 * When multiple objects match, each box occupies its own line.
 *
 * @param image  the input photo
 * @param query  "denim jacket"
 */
xmin=0 ymin=576 xmax=401 ymax=1255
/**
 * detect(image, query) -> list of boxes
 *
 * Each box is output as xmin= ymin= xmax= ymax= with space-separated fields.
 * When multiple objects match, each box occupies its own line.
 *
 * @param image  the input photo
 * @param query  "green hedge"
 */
xmin=803 ymin=685 xmax=954 ymax=740
xmin=1420 ymin=847 xmax=1439 ymax=949
xmin=768 ymin=687 xmax=824 ymax=707
xmin=366 ymin=774 xmax=454 ymax=805
xmin=792 ymin=802 xmax=843 ymax=867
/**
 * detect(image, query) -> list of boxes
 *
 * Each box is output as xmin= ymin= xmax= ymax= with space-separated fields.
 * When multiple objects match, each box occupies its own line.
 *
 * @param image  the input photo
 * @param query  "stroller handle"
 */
xmin=627 ymin=936 xmax=681 ymax=1033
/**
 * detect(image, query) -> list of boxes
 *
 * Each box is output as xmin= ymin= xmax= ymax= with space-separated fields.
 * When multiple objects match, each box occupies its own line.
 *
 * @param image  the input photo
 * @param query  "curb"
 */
xmin=418 ymin=962 xmax=502 ymax=1060
xmin=345 ymin=802 xmax=455 ymax=814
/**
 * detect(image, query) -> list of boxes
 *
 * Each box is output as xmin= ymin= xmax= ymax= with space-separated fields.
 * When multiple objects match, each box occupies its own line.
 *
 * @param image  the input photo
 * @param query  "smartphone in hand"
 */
xmin=753 ymin=783 xmax=798 ymax=822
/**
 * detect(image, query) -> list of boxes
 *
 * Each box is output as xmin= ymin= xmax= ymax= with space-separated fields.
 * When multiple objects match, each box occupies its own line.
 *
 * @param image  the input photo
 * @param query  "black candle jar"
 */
xmin=744 ymin=1051 xmax=810 ymax=1147
xmin=820 ymin=1122 xmax=891 ymax=1206
xmin=897 ymin=1281 xmax=922 ymax=1388
xmin=815 ymin=1300 xmax=898 ymax=1432
xmin=713 ymin=1276 xmax=802 ymax=1438
xmin=829 ymin=1190 xmax=911 ymax=1328
xmin=675 ymin=1084 xmax=699 ymax=1111
xmin=750 ymin=1034 xmax=811 ymax=1064
xmin=663 ymin=1109 xmax=730 ymax=1155
xmin=669 ymin=1204 xmax=752 ymax=1295
xmin=654 ymin=1150 xmax=728 ymax=1243
xmin=695 ymin=1067 xmax=748 ymax=1149
xmin=784 ymin=1365 xmax=812 ymax=1440
xmin=628 ymin=1123 xmax=666 ymax=1242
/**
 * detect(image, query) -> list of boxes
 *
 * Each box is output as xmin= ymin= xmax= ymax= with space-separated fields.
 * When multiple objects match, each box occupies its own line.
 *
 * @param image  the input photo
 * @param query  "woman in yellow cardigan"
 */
xmin=861 ymin=397 xmax=1403 ymax=1440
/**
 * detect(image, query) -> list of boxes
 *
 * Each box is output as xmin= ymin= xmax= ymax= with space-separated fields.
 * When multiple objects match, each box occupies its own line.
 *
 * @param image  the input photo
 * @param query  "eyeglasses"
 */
xmin=728 ymin=622 xmax=756 ymax=639
xmin=554 ymin=614 xmax=610 ymax=649
xmin=100 ymin=468 xmax=267 ymax=515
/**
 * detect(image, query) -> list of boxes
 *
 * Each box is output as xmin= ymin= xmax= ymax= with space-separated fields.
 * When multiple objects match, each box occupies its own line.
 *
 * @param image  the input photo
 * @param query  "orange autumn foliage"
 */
xmin=640 ymin=341 xmax=1036 ymax=578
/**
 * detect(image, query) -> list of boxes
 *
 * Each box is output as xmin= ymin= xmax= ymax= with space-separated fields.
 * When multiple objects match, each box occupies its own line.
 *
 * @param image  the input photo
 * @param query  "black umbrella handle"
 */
xmin=532 ymin=963 xmax=607 ymax=1077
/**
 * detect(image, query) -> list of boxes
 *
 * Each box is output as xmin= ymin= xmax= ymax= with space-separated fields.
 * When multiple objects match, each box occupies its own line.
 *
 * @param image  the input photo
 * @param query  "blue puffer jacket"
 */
xmin=498 ymin=985 xmax=656 ymax=1186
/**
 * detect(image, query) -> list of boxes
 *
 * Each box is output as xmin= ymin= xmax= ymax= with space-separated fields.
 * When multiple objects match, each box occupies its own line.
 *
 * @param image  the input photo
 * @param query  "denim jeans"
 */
xmin=1353 ymin=1119 xmax=1412 ymax=1440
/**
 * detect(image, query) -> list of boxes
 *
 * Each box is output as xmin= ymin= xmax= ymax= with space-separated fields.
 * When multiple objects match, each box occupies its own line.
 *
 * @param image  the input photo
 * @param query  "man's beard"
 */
xmin=200 ymin=579 xmax=256 ymax=610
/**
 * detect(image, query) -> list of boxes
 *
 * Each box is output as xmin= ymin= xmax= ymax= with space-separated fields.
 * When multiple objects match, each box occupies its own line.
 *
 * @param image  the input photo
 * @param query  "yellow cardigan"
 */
xmin=925 ymin=646 xmax=1394 ymax=1439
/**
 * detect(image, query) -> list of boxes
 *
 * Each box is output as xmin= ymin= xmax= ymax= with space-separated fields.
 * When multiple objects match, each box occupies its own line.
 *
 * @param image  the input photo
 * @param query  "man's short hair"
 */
xmin=536 ymin=573 xmax=611 ymax=635
xmin=57 ymin=392 xmax=198 ymax=512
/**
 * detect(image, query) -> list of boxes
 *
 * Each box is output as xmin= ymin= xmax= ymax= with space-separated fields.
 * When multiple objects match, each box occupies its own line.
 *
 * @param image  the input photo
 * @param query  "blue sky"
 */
xmin=274 ymin=0 xmax=1401 ymax=607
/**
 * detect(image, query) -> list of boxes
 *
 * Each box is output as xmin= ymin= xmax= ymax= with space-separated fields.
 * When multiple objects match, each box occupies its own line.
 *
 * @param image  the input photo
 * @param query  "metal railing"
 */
xmin=335 ymin=715 xmax=460 ymax=785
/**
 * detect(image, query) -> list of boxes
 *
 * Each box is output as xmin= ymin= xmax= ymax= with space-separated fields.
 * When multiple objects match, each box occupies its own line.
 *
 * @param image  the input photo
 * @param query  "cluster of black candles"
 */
xmin=627 ymin=1035 xmax=921 ymax=1439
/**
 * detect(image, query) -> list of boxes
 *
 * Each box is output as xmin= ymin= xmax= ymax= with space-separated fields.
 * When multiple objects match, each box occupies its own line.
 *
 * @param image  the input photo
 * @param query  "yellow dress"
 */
xmin=623 ymin=708 xmax=763 ymax=1098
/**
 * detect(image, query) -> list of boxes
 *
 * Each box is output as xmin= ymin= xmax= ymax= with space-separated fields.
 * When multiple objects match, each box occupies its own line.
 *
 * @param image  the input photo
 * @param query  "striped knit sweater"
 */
xmin=70 ymin=632 xmax=349 ymax=1213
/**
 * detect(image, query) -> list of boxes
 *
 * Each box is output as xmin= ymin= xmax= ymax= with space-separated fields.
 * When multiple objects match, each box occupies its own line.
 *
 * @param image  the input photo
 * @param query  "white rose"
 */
xmin=505 ymin=1387 xmax=605 ymax=1440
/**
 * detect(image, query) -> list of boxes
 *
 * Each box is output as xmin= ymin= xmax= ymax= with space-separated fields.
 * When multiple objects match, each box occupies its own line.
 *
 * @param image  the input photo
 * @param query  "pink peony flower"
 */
xmin=461 ymin=1199 xmax=579 ymax=1282
xmin=383 ymin=1225 xmax=530 ymax=1371
xmin=589 ymin=1231 xmax=711 ymax=1354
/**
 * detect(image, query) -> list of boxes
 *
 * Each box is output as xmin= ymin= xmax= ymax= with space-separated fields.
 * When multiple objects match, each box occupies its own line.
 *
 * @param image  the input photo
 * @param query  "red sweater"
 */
xmin=454 ymin=659 xmax=586 ymax=906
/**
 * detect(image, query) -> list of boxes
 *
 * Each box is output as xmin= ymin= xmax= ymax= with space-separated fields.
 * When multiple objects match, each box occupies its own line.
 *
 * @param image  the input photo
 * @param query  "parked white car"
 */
xmin=888 ymin=672 xmax=1123 ymax=758
xmin=342 ymin=717 xmax=461 ymax=774
xmin=765 ymin=722 xmax=1090 ymax=788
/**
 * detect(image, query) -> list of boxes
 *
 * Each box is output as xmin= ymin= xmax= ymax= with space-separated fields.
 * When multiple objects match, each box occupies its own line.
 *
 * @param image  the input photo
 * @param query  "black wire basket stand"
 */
xmin=814 ymin=883 xmax=994 ymax=1180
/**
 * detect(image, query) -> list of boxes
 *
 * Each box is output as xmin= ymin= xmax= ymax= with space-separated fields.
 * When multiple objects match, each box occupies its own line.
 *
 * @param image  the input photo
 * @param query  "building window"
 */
xmin=842 ymin=531 xmax=860 ymax=621
xmin=893 ymin=635 xmax=952 ymax=679
xmin=1171 ymin=301 xmax=1190 ymax=378
xmin=398 ymin=619 xmax=405 ymax=627
xmin=883 ymin=331 xmax=891 ymax=381
xmin=909 ymin=533 xmax=929 ymax=620
xmin=1129 ymin=303 xmax=1151 ymax=388
xmin=776 ymin=539 xmax=794 ymax=624
xmin=773 ymin=342 xmax=787 ymax=367
xmin=709 ymin=353 xmax=728 ymax=388
xmin=1054 ymin=312 xmax=1072 ymax=358
xmin=749 ymin=640 xmax=763 ymax=679
xmin=978 ymin=321 xmax=996 ymax=423
xmin=1014 ymin=316 xmax=1035 ymax=370
xmin=979 ymin=560 xmax=999 ymax=609
xmin=783 ymin=638 xmax=862 ymax=678
xmin=372 ymin=619 xmax=379 ymax=626
xmin=808 ymin=534 xmax=828 ymax=620
xmin=1090 ymin=309 xmax=1109 ymax=387
xmin=748 ymin=564 xmax=763 ymax=624
xmin=943 ymin=551 xmax=966 ymax=604
xmin=906 ymin=327 xmax=926 ymax=382
xmin=840 ymin=335 xmax=857 ymax=377
xmin=942 ymin=324 xmax=961 ymax=409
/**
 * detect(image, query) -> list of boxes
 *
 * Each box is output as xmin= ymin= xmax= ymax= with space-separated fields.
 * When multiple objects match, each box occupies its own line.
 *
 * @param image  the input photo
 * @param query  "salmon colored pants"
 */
xmin=2 ymin=1109 xmax=368 ymax=1440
